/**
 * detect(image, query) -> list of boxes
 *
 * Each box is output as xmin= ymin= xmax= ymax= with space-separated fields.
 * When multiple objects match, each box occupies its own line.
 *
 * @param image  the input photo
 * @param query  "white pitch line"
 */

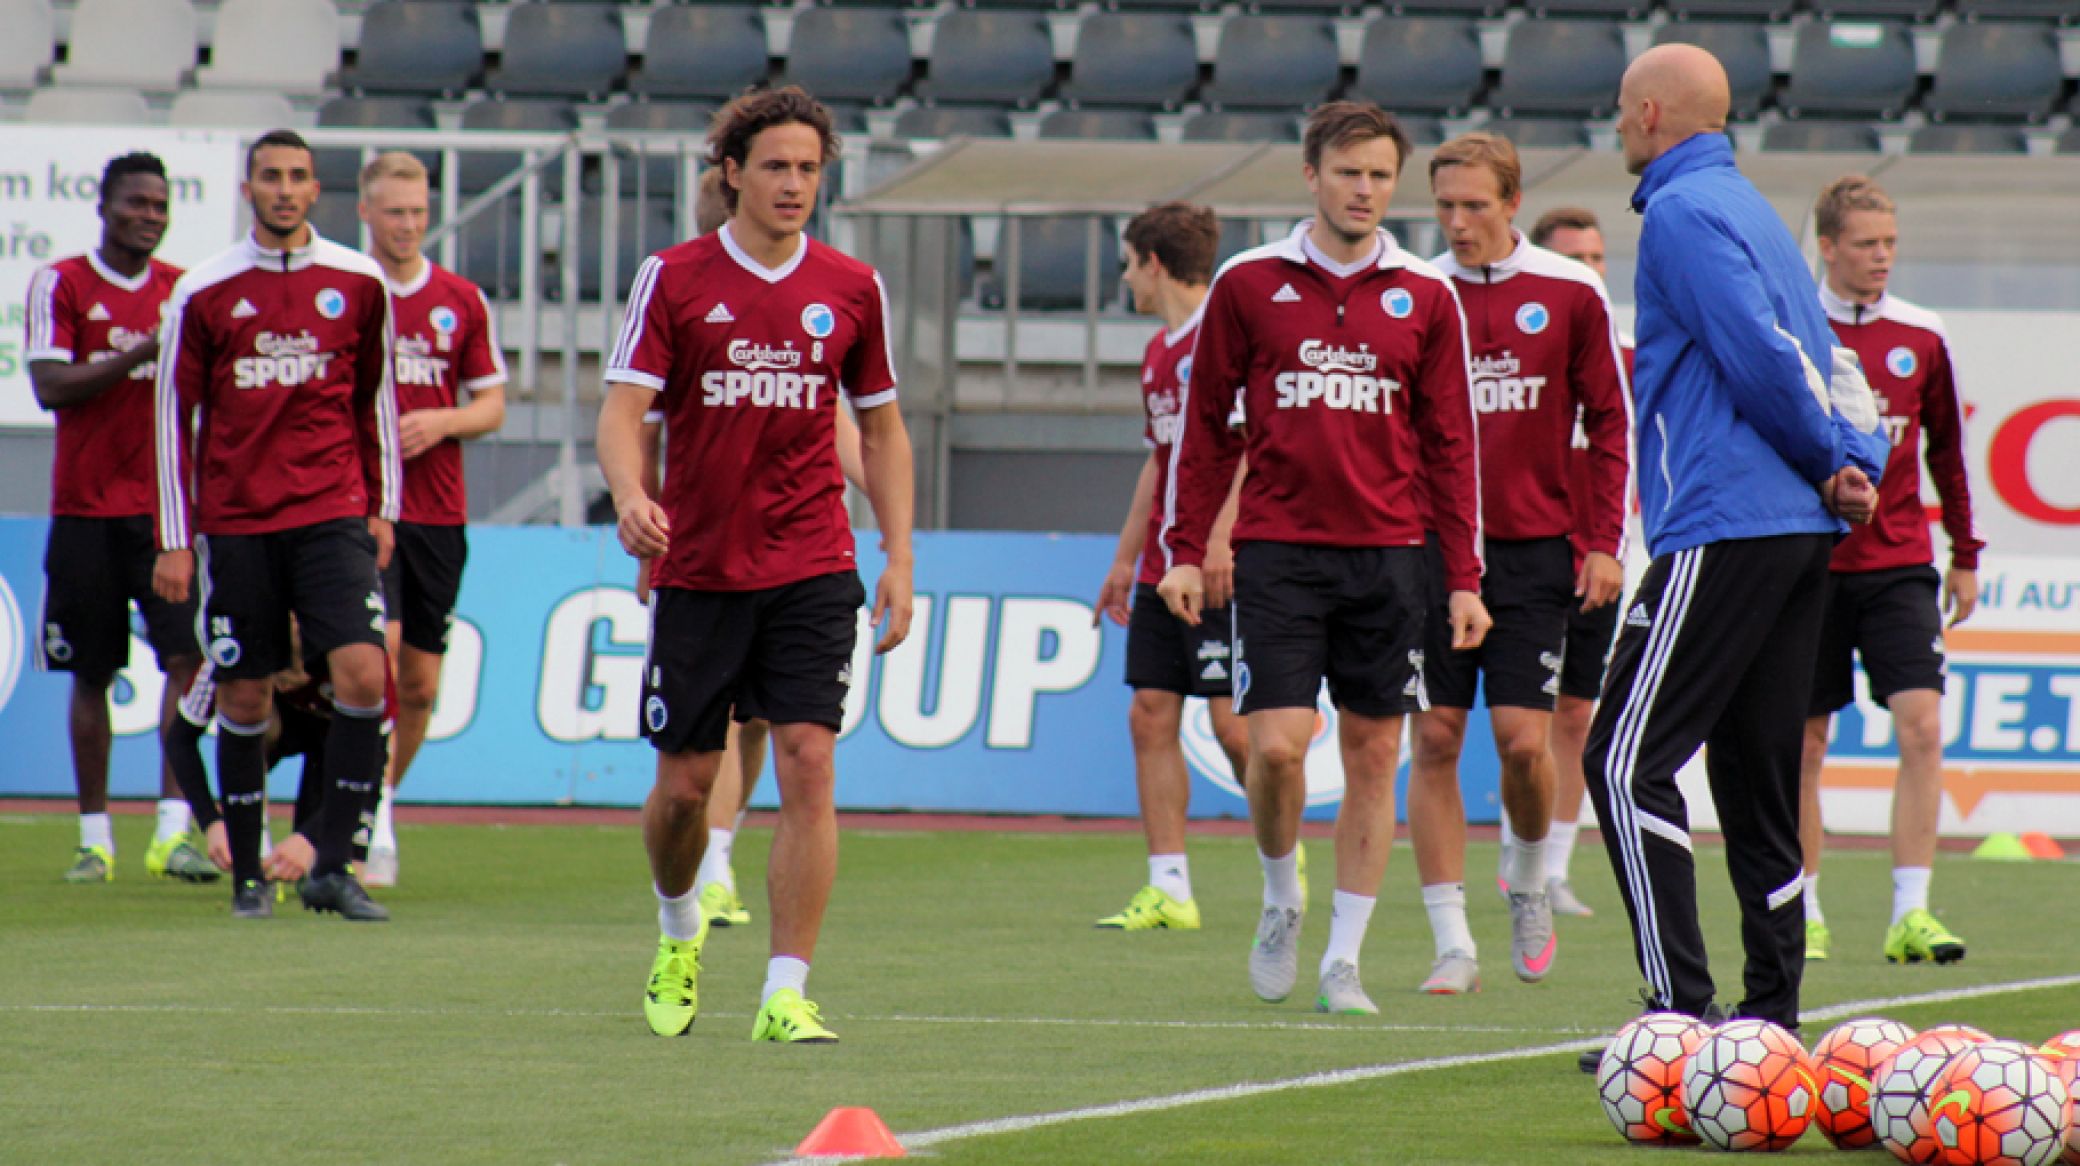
xmin=759 ymin=972 xmax=2080 ymax=1166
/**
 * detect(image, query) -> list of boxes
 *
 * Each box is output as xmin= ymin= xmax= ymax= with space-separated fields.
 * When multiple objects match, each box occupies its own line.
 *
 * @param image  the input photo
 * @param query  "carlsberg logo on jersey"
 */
xmin=95 ymin=326 xmax=157 ymax=381
xmin=1469 ymin=352 xmax=1548 ymax=414
xmin=394 ymin=336 xmax=450 ymax=388
xmin=702 ymin=338 xmax=828 ymax=409
xmin=234 ymin=331 xmax=332 ymax=389
xmin=1275 ymin=340 xmax=1399 ymax=413
xmin=1148 ymin=389 xmax=1182 ymax=446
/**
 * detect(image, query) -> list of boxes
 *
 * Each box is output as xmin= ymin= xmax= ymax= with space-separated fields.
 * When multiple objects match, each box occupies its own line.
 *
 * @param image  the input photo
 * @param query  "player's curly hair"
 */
xmin=100 ymin=153 xmax=166 ymax=206
xmin=706 ymin=87 xmax=841 ymax=215
xmin=1814 ymin=176 xmax=1895 ymax=241
xmin=1124 ymin=203 xmax=1220 ymax=287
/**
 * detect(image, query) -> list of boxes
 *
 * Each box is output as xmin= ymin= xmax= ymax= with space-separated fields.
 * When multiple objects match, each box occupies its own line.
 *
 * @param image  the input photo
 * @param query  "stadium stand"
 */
xmin=1000 ymin=217 xmax=1119 ymax=312
xmin=915 ymin=10 xmax=1056 ymax=107
xmin=1909 ymin=123 xmax=2031 ymax=153
xmin=22 ymin=86 xmax=148 ymax=125
xmin=1058 ymin=13 xmax=1198 ymax=110
xmin=894 ymin=106 xmax=1015 ymax=140
xmin=53 ymin=0 xmax=195 ymax=91
xmin=577 ymin=197 xmax=676 ymax=301
xmin=1653 ymin=22 xmax=1774 ymax=120
xmin=1760 ymin=121 xmax=1884 ymax=151
xmin=1180 ymin=111 xmax=1302 ymax=141
xmin=1779 ymin=21 xmax=1919 ymax=120
xmin=341 ymin=2 xmax=481 ymax=97
xmin=1199 ymin=16 xmax=1340 ymax=110
xmin=1533 ymin=0 xmax=1652 ymax=18
xmin=197 ymin=0 xmax=339 ymax=97
xmin=1481 ymin=116 xmax=1595 ymax=148
xmin=1350 ymin=18 xmax=1486 ymax=117
xmin=778 ymin=8 xmax=913 ymax=107
xmin=489 ymin=4 xmax=626 ymax=100
xmin=1923 ymin=22 xmax=2064 ymax=123
xmin=633 ymin=7 xmax=769 ymax=102
xmin=1663 ymin=0 xmax=1797 ymax=17
xmin=1399 ymin=115 xmax=1448 ymax=144
xmin=456 ymin=98 xmax=578 ymax=195
xmin=314 ymin=95 xmax=438 ymax=190
xmin=1810 ymin=0 xmax=1945 ymax=19
xmin=1038 ymin=109 xmax=1160 ymax=140
xmin=0 ymin=0 xmax=55 ymax=92
xmin=1490 ymin=20 xmax=1628 ymax=118
xmin=169 ymin=90 xmax=303 ymax=130
xmin=1386 ymin=0 xmax=1507 ymax=18
xmin=1954 ymin=0 xmax=2078 ymax=19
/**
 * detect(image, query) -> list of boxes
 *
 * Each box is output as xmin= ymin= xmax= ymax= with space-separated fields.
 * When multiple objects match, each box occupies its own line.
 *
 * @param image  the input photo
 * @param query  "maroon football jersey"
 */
xmin=605 ymin=226 xmax=897 ymax=591
xmin=388 ymin=261 xmax=505 ymax=525
xmin=25 ymin=252 xmax=183 ymax=518
xmin=1569 ymin=340 xmax=1636 ymax=564
xmin=155 ymin=233 xmax=399 ymax=549
xmin=1137 ymin=308 xmax=1201 ymax=587
xmin=1820 ymin=286 xmax=1982 ymax=573
xmin=1161 ymin=224 xmax=1483 ymax=593
xmin=1434 ymin=237 xmax=1630 ymax=557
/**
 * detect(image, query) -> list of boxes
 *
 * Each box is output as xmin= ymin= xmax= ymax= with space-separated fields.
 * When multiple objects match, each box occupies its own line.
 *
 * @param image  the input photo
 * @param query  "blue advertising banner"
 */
xmin=0 ymin=518 xmax=1510 ymax=822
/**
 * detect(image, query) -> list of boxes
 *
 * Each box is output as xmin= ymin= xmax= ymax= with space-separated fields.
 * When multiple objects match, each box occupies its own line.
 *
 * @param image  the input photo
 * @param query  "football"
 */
xmin=1927 ymin=1041 xmax=2069 ymax=1166
xmin=1596 ymin=1012 xmax=1709 ymax=1145
xmin=1877 ymin=1030 xmax=1997 ymax=1164
xmin=1682 ymin=1017 xmax=1818 ymax=1152
xmin=1814 ymin=1017 xmax=1919 ymax=1149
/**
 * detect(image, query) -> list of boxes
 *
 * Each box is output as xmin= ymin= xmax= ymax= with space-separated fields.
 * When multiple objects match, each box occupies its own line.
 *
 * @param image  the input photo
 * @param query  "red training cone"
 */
xmin=795 ymin=1107 xmax=906 ymax=1159
xmin=2020 ymin=832 xmax=2066 ymax=860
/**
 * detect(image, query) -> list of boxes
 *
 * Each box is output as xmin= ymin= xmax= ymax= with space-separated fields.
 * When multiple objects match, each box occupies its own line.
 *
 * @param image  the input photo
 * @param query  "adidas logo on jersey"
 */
xmin=1271 ymin=284 xmax=1302 ymax=304
xmin=1626 ymin=603 xmax=1651 ymax=628
xmin=232 ymin=298 xmax=257 ymax=319
xmin=705 ymin=303 xmax=735 ymax=324
xmin=86 ymin=302 xmax=111 ymax=322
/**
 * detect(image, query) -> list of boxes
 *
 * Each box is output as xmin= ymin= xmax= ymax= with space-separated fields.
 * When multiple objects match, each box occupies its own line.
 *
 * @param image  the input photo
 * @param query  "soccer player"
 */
xmin=598 ymin=87 xmax=915 ymax=1043
xmin=1092 ymin=201 xmax=1250 ymax=932
xmin=1408 ymin=135 xmax=1630 ymax=994
xmin=355 ymin=151 xmax=508 ymax=889
xmin=26 ymin=153 xmax=214 ymax=884
xmin=152 ymin=129 xmax=401 ymax=922
xmin=1520 ymin=206 xmax=1632 ymax=919
xmin=1584 ymin=45 xmax=1886 ymax=1038
xmin=1159 ymin=102 xmax=1489 ymax=1015
xmin=1799 ymin=176 xmax=1981 ymax=966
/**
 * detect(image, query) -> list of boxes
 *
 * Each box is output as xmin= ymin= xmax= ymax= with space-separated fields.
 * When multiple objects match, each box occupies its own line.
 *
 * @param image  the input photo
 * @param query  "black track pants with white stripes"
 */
xmin=1584 ymin=534 xmax=1833 ymax=1030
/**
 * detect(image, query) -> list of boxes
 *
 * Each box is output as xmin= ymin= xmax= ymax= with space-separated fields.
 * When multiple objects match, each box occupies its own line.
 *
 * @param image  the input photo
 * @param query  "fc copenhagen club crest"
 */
xmin=315 ymin=288 xmax=347 ymax=320
xmin=1887 ymin=346 xmax=1917 ymax=379
xmin=428 ymin=306 xmax=459 ymax=335
xmin=1381 ymin=288 xmax=1414 ymax=319
xmin=1516 ymin=302 xmax=1551 ymax=335
xmin=801 ymin=303 xmax=835 ymax=339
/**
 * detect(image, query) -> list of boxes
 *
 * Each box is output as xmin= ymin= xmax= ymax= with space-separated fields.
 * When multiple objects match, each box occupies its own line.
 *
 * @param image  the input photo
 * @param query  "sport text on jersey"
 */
xmin=701 ymin=338 xmax=829 ymax=409
xmin=1469 ymin=352 xmax=1547 ymax=414
xmin=395 ymin=336 xmax=451 ymax=388
xmin=234 ymin=331 xmax=333 ymax=389
xmin=1274 ymin=340 xmax=1400 ymax=413
xmin=1873 ymin=391 xmax=1910 ymax=445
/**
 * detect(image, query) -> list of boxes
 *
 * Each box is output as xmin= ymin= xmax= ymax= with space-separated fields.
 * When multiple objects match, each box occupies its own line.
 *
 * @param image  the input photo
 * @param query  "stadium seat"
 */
xmin=311 ymin=191 xmax=362 ymax=247
xmin=1398 ymin=115 xmax=1447 ymax=145
xmin=1954 ymin=0 xmax=2079 ymax=21
xmin=198 ymin=0 xmax=339 ymax=96
xmin=457 ymin=199 xmax=528 ymax=300
xmin=1180 ymin=111 xmax=1301 ymax=141
xmin=0 ymin=0 xmax=56 ymax=91
xmin=1489 ymin=20 xmax=1627 ymax=118
xmin=780 ymin=9 xmax=914 ymax=106
xmin=893 ymin=107 xmax=1015 ymax=139
xmin=22 ymin=86 xmax=148 ymax=125
xmin=1663 ymin=0 xmax=1795 ymax=17
xmin=1908 ymin=124 xmax=2029 ymax=153
xmin=1780 ymin=21 xmax=1917 ymax=120
xmin=1653 ymin=22 xmax=1772 ymax=120
xmin=1199 ymin=17 xmax=1340 ymax=110
xmin=345 ymin=2 xmax=482 ymax=97
xmin=603 ymin=102 xmax=712 ymax=197
xmin=1759 ymin=121 xmax=1882 ymax=151
xmin=2060 ymin=126 xmax=2080 ymax=153
xmin=1058 ymin=13 xmax=1197 ymax=109
xmin=54 ymin=0 xmax=196 ymax=90
xmin=169 ymin=90 xmax=302 ymax=129
xmin=490 ymin=4 xmax=625 ymax=99
xmin=1482 ymin=117 xmax=1592 ymax=149
xmin=1923 ymin=22 xmax=2062 ymax=123
xmin=577 ymin=198 xmax=677 ymax=301
xmin=1808 ymin=0 xmax=1942 ymax=19
xmin=1038 ymin=109 xmax=1159 ymax=139
xmin=634 ymin=7 xmax=768 ymax=101
xmin=916 ymin=11 xmax=1055 ymax=106
xmin=315 ymin=96 xmax=439 ymax=189
xmin=1386 ymin=0 xmax=1506 ymax=17
xmin=1351 ymin=18 xmax=1484 ymax=117
xmin=1002 ymin=216 xmax=1119 ymax=312
xmin=457 ymin=99 xmax=579 ymax=195
xmin=1530 ymin=0 xmax=1649 ymax=17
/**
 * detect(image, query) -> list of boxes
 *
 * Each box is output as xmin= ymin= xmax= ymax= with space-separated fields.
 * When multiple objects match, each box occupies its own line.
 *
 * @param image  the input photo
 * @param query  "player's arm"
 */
xmin=1573 ymin=285 xmax=1631 ymax=610
xmin=632 ymin=411 xmax=664 ymax=602
xmin=354 ymin=284 xmax=403 ymax=566
xmin=1920 ymin=331 xmax=1983 ymax=624
xmin=1415 ymin=282 xmax=1490 ymax=649
xmin=600 ymin=385 xmax=669 ymax=562
xmin=1156 ymin=276 xmax=1246 ymax=625
xmin=400 ymin=289 xmax=509 ymax=458
xmin=152 ymin=284 xmax=204 ymax=602
xmin=1095 ymin=452 xmax=1155 ymax=628
xmin=24 ymin=266 xmax=159 ymax=409
xmin=855 ymin=400 xmax=915 ymax=654
xmin=835 ymin=400 xmax=866 ymax=492
xmin=1204 ymin=455 xmax=1248 ymax=611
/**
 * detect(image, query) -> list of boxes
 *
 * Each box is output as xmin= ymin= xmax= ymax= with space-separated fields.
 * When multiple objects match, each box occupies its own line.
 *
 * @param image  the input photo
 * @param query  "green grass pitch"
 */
xmin=2 ymin=809 xmax=2074 ymax=1164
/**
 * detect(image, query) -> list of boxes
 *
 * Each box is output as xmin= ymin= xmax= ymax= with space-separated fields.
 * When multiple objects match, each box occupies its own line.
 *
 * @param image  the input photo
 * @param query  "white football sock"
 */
xmin=762 ymin=956 xmax=809 ymax=1005
xmin=1803 ymin=874 xmax=1824 ymax=923
xmin=1320 ymin=890 xmax=1376 ymax=974
xmin=1259 ymin=847 xmax=1303 ymax=910
xmin=656 ymin=884 xmax=703 ymax=942
xmin=1507 ymin=838 xmax=1547 ymax=895
xmin=1545 ymin=818 xmax=1579 ymax=881
xmin=154 ymin=798 xmax=191 ymax=844
xmin=1891 ymin=867 xmax=1932 ymax=926
xmin=1497 ymin=812 xmax=1520 ymax=883
xmin=1421 ymin=882 xmax=1476 ymax=959
xmin=79 ymin=812 xmax=114 ymax=855
xmin=372 ymin=787 xmax=397 ymax=851
xmin=695 ymin=828 xmax=735 ymax=893
xmin=1149 ymin=853 xmax=1192 ymax=903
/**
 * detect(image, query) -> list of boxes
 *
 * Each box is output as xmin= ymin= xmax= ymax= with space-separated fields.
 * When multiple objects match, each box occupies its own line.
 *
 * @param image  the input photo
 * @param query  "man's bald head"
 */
xmin=1616 ymin=44 xmax=1732 ymax=176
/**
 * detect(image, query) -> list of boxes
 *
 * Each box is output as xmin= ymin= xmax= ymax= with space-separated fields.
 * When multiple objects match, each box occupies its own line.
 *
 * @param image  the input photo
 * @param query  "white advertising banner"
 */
xmin=0 ymin=127 xmax=245 ymax=427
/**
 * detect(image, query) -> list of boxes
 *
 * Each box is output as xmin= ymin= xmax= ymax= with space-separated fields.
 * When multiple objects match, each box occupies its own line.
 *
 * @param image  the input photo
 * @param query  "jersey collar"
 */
xmin=385 ymin=257 xmax=434 ymax=298
xmin=244 ymin=229 xmax=322 ymax=272
xmin=1430 ymin=230 xmax=1528 ymax=282
xmin=1819 ymin=282 xmax=1885 ymax=325
xmin=86 ymin=249 xmax=152 ymax=293
xmin=1164 ymin=300 xmax=1205 ymax=348
xmin=1274 ymin=221 xmax=1408 ymax=275
xmin=720 ymin=221 xmax=808 ymax=284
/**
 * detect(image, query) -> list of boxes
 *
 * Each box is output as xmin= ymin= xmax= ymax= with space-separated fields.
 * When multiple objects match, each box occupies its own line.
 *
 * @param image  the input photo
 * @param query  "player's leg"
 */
xmin=63 ymin=673 xmax=116 ymax=881
xmin=1100 ymin=582 xmax=1205 ymax=930
xmin=1796 ymin=570 xmax=1853 ymax=962
xmin=1409 ymin=707 xmax=1480 ymax=991
xmin=1546 ymin=693 xmax=1597 ymax=914
xmin=126 ymin=511 xmax=214 ymax=881
xmin=194 ymin=532 xmax=293 ymax=915
xmin=42 ymin=517 xmax=130 ymax=880
xmin=1492 ymin=706 xmax=1560 ymax=983
xmin=1797 ymin=715 xmax=1833 ymax=960
xmin=696 ymin=722 xmax=752 ymax=926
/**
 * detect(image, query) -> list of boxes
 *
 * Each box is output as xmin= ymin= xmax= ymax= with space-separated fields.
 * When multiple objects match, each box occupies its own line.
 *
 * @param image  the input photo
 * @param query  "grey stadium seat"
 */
xmin=54 ymin=0 xmax=196 ymax=90
xmin=780 ymin=9 xmax=913 ymax=106
xmin=916 ymin=11 xmax=1055 ymax=106
xmin=23 ymin=86 xmax=148 ymax=125
xmin=1489 ymin=20 xmax=1627 ymax=118
xmin=1908 ymin=124 xmax=2028 ymax=153
xmin=198 ymin=0 xmax=339 ymax=96
xmin=311 ymin=192 xmax=362 ymax=248
xmin=1780 ymin=21 xmax=1917 ymax=120
xmin=635 ymin=7 xmax=768 ymax=101
xmin=344 ymin=2 xmax=482 ymax=97
xmin=604 ymin=102 xmax=714 ymax=196
xmin=490 ymin=4 xmax=625 ymax=99
xmin=1038 ymin=109 xmax=1158 ymax=139
xmin=1200 ymin=17 xmax=1340 ymax=110
xmin=1387 ymin=0 xmax=1506 ymax=18
xmin=1002 ymin=217 xmax=1119 ymax=312
xmin=1482 ymin=117 xmax=1592 ymax=149
xmin=1663 ymin=0 xmax=1795 ymax=16
xmin=2060 ymin=127 xmax=2080 ymax=154
xmin=1923 ymin=22 xmax=2062 ymax=123
xmin=315 ymin=96 xmax=438 ymax=189
xmin=1808 ymin=0 xmax=1943 ymax=20
xmin=1397 ymin=115 xmax=1447 ymax=145
xmin=1351 ymin=18 xmax=1484 ymax=117
xmin=578 ymin=198 xmax=677 ymax=301
xmin=1059 ymin=14 xmax=1197 ymax=109
xmin=1760 ymin=121 xmax=1882 ymax=151
xmin=457 ymin=99 xmax=579 ymax=195
xmin=1955 ymin=0 xmax=2080 ymax=21
xmin=893 ymin=107 xmax=1015 ymax=139
xmin=458 ymin=200 xmax=528 ymax=300
xmin=1531 ymin=0 xmax=1650 ymax=17
xmin=0 ymin=0 xmax=56 ymax=90
xmin=169 ymin=90 xmax=303 ymax=129
xmin=1181 ymin=111 xmax=1301 ymax=141
xmin=1654 ymin=22 xmax=1773 ymax=120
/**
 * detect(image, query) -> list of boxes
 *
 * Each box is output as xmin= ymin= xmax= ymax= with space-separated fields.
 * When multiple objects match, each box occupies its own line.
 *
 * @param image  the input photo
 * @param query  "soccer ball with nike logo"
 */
xmin=1876 ymin=1029 xmax=1993 ymax=1163
xmin=1682 ymin=1018 xmax=1819 ymax=1151
xmin=1596 ymin=1012 xmax=1707 ymax=1145
xmin=1813 ymin=1017 xmax=1918 ymax=1149
xmin=1925 ymin=1041 xmax=2068 ymax=1166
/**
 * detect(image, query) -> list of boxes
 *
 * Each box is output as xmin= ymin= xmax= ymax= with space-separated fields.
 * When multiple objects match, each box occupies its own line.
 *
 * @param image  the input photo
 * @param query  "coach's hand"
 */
xmin=1094 ymin=559 xmax=1134 ymax=628
xmin=1944 ymin=567 xmax=1978 ymax=628
xmin=368 ymin=517 xmax=395 ymax=571
xmin=873 ymin=554 xmax=914 ymax=654
xmin=1824 ymin=466 xmax=1878 ymax=525
xmin=1448 ymin=590 xmax=1492 ymax=651
xmin=1577 ymin=551 xmax=1623 ymax=612
xmin=616 ymin=496 xmax=671 ymax=561
xmin=1158 ymin=565 xmax=1205 ymax=627
xmin=1204 ymin=537 xmax=1236 ymax=611
xmin=153 ymin=549 xmax=194 ymax=604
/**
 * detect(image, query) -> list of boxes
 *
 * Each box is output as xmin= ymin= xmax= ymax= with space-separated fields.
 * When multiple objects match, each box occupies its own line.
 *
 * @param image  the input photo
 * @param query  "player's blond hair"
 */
xmin=359 ymin=150 xmax=428 ymax=196
xmin=1429 ymin=132 xmax=1521 ymax=203
xmin=1814 ymin=176 xmax=1895 ymax=241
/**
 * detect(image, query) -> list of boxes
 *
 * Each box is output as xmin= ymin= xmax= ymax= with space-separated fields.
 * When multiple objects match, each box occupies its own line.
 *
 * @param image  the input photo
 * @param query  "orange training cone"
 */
xmin=795 ymin=1107 xmax=906 ymax=1159
xmin=2020 ymin=832 xmax=2066 ymax=860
